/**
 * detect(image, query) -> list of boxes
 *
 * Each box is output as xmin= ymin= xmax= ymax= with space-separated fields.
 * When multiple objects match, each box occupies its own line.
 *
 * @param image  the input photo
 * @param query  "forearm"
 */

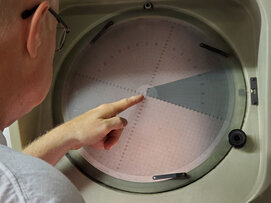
xmin=23 ymin=95 xmax=144 ymax=166
xmin=23 ymin=125 xmax=77 ymax=166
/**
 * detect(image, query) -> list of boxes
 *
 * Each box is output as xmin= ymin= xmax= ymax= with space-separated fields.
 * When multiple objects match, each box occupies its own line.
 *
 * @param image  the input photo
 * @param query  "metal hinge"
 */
xmin=250 ymin=77 xmax=258 ymax=105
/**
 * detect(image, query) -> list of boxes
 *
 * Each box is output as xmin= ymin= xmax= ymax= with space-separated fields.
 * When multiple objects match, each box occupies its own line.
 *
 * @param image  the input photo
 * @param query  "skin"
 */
xmin=0 ymin=0 xmax=144 ymax=166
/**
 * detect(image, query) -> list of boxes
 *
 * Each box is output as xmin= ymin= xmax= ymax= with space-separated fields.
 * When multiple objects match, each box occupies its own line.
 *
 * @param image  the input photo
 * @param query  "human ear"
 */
xmin=26 ymin=2 xmax=50 ymax=58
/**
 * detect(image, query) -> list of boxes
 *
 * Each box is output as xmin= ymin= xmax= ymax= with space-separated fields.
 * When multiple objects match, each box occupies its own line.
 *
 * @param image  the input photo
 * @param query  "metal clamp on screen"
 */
xmin=152 ymin=172 xmax=189 ymax=180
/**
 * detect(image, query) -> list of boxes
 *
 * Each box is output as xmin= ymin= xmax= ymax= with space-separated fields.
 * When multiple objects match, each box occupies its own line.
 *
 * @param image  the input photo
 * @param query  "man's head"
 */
xmin=0 ymin=0 xmax=58 ymax=129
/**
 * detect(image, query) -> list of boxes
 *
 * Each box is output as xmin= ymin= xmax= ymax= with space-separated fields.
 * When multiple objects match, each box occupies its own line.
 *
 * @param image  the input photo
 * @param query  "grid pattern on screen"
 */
xmin=62 ymin=16 xmax=232 ymax=182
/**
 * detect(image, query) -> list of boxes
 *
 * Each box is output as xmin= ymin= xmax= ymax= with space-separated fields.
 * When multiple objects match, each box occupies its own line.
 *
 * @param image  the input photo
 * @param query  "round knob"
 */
xmin=144 ymin=2 xmax=153 ymax=10
xmin=228 ymin=129 xmax=247 ymax=148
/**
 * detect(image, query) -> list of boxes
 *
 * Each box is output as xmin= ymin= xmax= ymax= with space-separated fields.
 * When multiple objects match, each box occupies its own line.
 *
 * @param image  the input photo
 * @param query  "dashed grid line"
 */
xmin=116 ymin=24 xmax=176 ymax=170
xmin=74 ymin=72 xmax=223 ymax=121
xmin=149 ymin=24 xmax=175 ymax=86
xmin=74 ymin=72 xmax=140 ymax=94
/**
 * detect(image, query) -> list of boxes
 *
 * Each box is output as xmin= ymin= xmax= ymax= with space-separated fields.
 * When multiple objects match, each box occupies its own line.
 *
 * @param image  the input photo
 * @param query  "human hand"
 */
xmin=63 ymin=95 xmax=144 ymax=150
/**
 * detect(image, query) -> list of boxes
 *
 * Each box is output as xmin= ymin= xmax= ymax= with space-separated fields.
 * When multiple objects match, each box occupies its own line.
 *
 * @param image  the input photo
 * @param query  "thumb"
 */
xmin=104 ymin=128 xmax=124 ymax=150
xmin=105 ymin=117 xmax=127 ymax=131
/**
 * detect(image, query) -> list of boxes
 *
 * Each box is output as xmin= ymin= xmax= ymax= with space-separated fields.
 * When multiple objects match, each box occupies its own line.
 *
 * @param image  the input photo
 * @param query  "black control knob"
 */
xmin=228 ymin=129 xmax=247 ymax=148
xmin=144 ymin=2 xmax=154 ymax=10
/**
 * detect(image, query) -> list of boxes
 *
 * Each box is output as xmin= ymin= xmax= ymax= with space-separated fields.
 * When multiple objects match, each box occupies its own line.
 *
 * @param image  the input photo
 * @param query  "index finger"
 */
xmin=99 ymin=95 xmax=144 ymax=118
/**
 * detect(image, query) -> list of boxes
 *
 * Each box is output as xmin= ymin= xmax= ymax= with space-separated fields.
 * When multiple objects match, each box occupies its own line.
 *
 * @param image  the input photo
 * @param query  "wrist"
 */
xmin=56 ymin=123 xmax=82 ymax=151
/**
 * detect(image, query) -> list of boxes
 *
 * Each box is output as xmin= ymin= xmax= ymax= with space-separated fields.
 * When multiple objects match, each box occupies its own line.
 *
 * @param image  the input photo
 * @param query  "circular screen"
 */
xmin=53 ymin=10 xmax=246 ymax=193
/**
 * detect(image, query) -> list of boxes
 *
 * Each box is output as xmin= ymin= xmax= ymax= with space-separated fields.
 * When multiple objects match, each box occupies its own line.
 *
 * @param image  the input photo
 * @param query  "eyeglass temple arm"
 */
xmin=21 ymin=5 xmax=39 ymax=19
xmin=48 ymin=8 xmax=70 ymax=33
xmin=22 ymin=6 xmax=71 ymax=34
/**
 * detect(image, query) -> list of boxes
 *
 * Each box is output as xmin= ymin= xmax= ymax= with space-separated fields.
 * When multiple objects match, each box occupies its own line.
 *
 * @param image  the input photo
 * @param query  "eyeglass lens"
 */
xmin=56 ymin=24 xmax=66 ymax=51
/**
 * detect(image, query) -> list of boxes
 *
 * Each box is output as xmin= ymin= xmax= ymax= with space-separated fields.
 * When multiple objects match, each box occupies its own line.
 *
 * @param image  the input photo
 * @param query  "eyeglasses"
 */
xmin=21 ymin=5 xmax=71 ymax=52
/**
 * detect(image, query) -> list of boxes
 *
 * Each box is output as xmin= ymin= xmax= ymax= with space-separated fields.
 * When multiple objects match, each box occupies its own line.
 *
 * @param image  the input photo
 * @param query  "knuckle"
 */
xmin=98 ymin=103 xmax=108 ymax=109
xmin=99 ymin=103 xmax=114 ymax=112
xmin=123 ymin=98 xmax=129 ymax=103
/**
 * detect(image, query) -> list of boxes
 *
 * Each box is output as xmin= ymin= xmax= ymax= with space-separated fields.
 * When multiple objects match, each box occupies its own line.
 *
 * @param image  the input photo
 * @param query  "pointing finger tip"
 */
xmin=132 ymin=95 xmax=144 ymax=101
